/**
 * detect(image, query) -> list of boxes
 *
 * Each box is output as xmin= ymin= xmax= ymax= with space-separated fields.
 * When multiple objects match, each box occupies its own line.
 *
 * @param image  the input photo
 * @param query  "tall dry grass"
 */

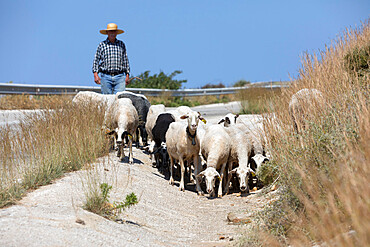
xmin=0 ymin=98 xmax=110 ymax=207
xmin=246 ymin=21 xmax=369 ymax=246
xmin=0 ymin=94 xmax=73 ymax=110
xmin=237 ymin=86 xmax=282 ymax=114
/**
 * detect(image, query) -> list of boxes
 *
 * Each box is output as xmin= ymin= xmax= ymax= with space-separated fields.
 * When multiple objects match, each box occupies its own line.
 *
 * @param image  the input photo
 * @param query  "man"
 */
xmin=92 ymin=23 xmax=130 ymax=94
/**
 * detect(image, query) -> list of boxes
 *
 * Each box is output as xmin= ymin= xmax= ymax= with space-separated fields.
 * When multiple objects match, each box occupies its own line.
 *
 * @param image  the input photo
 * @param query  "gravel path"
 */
xmin=0 ymin=102 xmax=274 ymax=247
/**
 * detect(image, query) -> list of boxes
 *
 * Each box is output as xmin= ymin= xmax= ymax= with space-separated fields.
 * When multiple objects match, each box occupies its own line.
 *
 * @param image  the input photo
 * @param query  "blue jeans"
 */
xmin=100 ymin=73 xmax=126 ymax=94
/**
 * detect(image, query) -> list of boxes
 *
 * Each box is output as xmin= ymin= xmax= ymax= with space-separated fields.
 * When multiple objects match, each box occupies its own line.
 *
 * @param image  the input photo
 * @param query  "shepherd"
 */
xmin=92 ymin=23 xmax=130 ymax=94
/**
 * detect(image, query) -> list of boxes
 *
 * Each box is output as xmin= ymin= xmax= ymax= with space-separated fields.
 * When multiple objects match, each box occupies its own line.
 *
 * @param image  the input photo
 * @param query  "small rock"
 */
xmin=227 ymin=212 xmax=237 ymax=222
xmin=230 ymin=204 xmax=234 ymax=206
xmin=227 ymin=212 xmax=252 ymax=225
xmin=219 ymin=236 xmax=225 ymax=240
xmin=252 ymin=187 xmax=258 ymax=191
xmin=75 ymin=218 xmax=85 ymax=225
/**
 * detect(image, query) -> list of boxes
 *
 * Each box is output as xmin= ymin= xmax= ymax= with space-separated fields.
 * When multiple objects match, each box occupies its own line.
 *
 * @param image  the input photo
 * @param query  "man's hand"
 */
xmin=94 ymin=72 xmax=101 ymax=85
xmin=125 ymin=74 xmax=130 ymax=85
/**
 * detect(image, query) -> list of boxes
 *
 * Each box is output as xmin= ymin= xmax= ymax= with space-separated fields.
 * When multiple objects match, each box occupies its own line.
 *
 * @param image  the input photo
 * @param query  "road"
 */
xmin=0 ymin=102 xmax=242 ymax=126
xmin=0 ymin=102 xmax=275 ymax=247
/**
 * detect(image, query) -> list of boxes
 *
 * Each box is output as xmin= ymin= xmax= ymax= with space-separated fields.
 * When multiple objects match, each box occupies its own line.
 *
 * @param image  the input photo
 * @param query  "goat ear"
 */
xmin=218 ymin=119 xmax=225 ymax=124
xmin=106 ymin=130 xmax=116 ymax=136
xmin=108 ymin=131 xmax=116 ymax=136
xmin=199 ymin=117 xmax=207 ymax=124
xmin=180 ymin=115 xmax=188 ymax=119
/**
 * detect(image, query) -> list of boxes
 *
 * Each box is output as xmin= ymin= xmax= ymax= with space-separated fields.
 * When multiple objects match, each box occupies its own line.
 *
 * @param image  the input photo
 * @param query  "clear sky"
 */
xmin=0 ymin=0 xmax=369 ymax=89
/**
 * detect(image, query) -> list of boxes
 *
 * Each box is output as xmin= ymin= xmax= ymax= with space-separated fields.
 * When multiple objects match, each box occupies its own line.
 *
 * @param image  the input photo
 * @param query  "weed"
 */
xmin=84 ymin=182 xmax=138 ymax=220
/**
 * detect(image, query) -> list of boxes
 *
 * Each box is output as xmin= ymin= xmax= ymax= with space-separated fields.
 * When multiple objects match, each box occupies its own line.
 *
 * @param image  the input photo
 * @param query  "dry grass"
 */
xmin=237 ymin=86 xmax=282 ymax=114
xmin=0 ymin=98 xmax=110 ymax=207
xmin=0 ymin=94 xmax=73 ymax=110
xmin=246 ymin=21 xmax=370 ymax=246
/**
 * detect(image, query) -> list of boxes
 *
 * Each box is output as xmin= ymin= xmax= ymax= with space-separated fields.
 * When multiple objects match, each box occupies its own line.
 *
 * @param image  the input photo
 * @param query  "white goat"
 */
xmin=235 ymin=123 xmax=269 ymax=173
xmin=224 ymin=125 xmax=255 ymax=194
xmin=105 ymin=98 xmax=139 ymax=164
xmin=166 ymin=111 xmax=205 ymax=194
xmin=73 ymin=91 xmax=119 ymax=149
xmin=197 ymin=124 xmax=231 ymax=197
xmin=72 ymin=91 xmax=116 ymax=108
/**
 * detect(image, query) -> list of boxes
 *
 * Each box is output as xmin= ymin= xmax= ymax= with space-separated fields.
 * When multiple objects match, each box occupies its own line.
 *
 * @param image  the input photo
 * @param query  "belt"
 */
xmin=101 ymin=71 xmax=124 ymax=76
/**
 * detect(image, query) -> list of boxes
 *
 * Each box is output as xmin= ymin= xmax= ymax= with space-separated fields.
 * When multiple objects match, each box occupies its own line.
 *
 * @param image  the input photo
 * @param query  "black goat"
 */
xmin=151 ymin=113 xmax=175 ymax=175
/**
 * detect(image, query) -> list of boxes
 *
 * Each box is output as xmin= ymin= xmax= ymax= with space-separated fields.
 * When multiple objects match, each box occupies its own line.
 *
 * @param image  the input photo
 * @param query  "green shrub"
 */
xmin=84 ymin=182 xmax=138 ymax=220
xmin=233 ymin=79 xmax=251 ymax=87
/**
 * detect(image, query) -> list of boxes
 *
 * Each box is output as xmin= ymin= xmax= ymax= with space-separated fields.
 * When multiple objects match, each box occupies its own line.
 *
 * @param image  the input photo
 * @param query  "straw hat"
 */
xmin=100 ymin=23 xmax=124 ymax=35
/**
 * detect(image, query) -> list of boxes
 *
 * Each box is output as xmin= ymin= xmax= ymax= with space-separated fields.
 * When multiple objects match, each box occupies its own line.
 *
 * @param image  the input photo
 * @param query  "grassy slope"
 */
xmin=245 ymin=21 xmax=369 ymax=246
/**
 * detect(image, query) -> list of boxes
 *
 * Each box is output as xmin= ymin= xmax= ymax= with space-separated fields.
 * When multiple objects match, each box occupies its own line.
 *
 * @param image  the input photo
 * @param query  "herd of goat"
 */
xmin=72 ymin=88 xmax=323 ymax=197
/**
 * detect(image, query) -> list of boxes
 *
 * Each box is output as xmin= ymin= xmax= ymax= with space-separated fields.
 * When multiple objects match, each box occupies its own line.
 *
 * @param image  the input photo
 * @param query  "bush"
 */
xmin=201 ymin=83 xmax=225 ymax=89
xmin=128 ymin=70 xmax=186 ymax=89
xmin=233 ymin=79 xmax=251 ymax=87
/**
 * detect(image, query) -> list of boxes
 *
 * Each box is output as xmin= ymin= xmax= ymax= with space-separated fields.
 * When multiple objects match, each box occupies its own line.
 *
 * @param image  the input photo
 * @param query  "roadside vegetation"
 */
xmin=242 ymin=21 xmax=369 ymax=246
xmin=0 ymin=97 xmax=139 ymax=219
xmin=83 ymin=181 xmax=138 ymax=220
xmin=0 ymin=99 xmax=110 ymax=207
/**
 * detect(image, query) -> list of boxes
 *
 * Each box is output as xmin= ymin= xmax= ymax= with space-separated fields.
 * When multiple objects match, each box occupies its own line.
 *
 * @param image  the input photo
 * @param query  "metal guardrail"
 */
xmin=0 ymin=82 xmax=286 ymax=97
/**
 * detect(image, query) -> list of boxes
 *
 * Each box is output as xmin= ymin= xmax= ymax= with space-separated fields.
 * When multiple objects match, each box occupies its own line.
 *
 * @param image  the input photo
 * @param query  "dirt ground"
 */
xmin=0 ymin=102 xmax=277 ymax=247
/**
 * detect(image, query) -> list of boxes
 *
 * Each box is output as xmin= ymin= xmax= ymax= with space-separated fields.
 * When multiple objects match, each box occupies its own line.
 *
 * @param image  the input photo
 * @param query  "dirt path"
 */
xmin=0 ymin=102 xmax=276 ymax=247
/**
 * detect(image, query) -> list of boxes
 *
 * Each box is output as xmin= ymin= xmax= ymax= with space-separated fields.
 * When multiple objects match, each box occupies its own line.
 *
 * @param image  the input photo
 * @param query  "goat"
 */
xmin=166 ymin=111 xmax=205 ymax=195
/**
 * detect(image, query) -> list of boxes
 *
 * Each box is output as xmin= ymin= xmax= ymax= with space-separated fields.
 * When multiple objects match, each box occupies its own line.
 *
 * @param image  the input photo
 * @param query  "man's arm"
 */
xmin=93 ymin=44 xmax=102 ymax=84
xmin=94 ymin=72 xmax=101 ymax=85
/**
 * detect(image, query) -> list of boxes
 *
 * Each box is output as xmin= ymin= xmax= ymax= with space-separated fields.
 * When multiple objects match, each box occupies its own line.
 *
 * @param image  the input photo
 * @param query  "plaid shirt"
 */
xmin=92 ymin=38 xmax=130 ymax=74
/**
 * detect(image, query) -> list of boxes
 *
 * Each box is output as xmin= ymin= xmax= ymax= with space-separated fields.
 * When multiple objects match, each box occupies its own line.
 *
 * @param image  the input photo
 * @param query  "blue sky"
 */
xmin=0 ymin=1 xmax=369 ymax=89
